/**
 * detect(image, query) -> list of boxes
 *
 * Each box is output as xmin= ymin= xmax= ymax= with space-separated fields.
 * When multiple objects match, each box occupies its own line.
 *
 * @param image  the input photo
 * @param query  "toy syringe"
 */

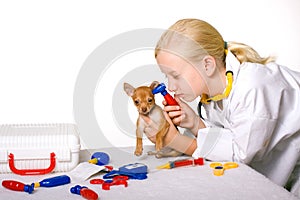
xmin=157 ymin=157 xmax=204 ymax=169
xmin=152 ymin=83 xmax=179 ymax=106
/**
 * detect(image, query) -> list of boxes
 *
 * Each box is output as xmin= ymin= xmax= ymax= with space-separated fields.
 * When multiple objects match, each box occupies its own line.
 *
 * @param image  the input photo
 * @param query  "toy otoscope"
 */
xmin=152 ymin=83 xmax=179 ymax=106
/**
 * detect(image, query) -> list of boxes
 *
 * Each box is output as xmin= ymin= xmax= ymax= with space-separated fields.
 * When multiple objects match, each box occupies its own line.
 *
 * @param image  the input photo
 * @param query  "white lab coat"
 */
xmin=192 ymin=51 xmax=300 ymax=189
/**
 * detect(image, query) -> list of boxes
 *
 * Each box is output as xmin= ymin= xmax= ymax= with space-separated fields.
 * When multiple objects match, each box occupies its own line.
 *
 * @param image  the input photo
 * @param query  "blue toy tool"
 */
xmin=88 ymin=152 xmax=110 ymax=166
xmin=103 ymin=163 xmax=148 ymax=180
xmin=33 ymin=175 xmax=71 ymax=188
xmin=152 ymin=83 xmax=179 ymax=106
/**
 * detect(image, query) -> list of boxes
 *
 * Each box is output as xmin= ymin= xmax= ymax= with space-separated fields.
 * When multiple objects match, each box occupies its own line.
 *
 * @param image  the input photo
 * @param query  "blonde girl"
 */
xmin=142 ymin=18 xmax=300 ymax=196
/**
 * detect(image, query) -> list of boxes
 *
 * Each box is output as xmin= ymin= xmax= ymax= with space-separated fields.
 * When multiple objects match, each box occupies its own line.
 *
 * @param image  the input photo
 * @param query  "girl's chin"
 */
xmin=181 ymin=95 xmax=196 ymax=102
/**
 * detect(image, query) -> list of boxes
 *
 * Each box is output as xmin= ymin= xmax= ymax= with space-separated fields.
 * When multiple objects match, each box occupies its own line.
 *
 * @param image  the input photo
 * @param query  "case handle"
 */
xmin=8 ymin=152 xmax=56 ymax=175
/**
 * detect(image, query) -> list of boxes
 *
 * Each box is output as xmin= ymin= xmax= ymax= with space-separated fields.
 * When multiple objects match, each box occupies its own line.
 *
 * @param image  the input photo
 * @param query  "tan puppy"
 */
xmin=124 ymin=81 xmax=182 ymax=158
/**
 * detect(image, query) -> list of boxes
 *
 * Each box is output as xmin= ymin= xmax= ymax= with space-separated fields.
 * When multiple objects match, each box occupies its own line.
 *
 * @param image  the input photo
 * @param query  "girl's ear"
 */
xmin=203 ymin=55 xmax=217 ymax=77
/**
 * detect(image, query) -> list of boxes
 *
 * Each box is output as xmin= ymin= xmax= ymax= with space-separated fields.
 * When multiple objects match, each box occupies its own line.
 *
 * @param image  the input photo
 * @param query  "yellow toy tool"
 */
xmin=209 ymin=162 xmax=239 ymax=176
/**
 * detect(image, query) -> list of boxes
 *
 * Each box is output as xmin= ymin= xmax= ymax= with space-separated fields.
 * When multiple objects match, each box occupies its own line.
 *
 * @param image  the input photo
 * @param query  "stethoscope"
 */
xmin=197 ymin=70 xmax=233 ymax=119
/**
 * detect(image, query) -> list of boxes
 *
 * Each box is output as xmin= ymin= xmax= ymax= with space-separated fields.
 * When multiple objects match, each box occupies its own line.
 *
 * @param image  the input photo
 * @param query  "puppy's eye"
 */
xmin=148 ymin=98 xmax=153 ymax=103
xmin=134 ymin=100 xmax=140 ymax=105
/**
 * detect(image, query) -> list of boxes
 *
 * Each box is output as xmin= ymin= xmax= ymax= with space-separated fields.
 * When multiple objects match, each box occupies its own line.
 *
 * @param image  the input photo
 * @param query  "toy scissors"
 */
xmin=209 ymin=162 xmax=239 ymax=176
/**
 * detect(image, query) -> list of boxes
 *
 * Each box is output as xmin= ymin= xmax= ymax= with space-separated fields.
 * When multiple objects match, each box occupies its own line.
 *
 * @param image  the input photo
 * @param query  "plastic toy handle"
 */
xmin=80 ymin=188 xmax=99 ymax=200
xmin=8 ymin=152 xmax=56 ymax=175
xmin=34 ymin=175 xmax=71 ymax=188
xmin=173 ymin=159 xmax=194 ymax=168
xmin=164 ymin=93 xmax=179 ymax=106
xmin=2 ymin=180 xmax=34 ymax=194
xmin=174 ymin=158 xmax=204 ymax=168
xmin=71 ymin=185 xmax=98 ymax=200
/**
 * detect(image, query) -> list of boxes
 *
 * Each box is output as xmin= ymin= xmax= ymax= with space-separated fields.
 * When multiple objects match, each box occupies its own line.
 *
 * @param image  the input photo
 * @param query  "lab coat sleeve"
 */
xmin=192 ymin=127 xmax=234 ymax=161
xmin=193 ymin=87 xmax=279 ymax=164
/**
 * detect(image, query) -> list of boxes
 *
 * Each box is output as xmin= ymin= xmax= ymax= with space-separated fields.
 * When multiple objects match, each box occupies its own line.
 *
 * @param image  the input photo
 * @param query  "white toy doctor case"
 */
xmin=0 ymin=123 xmax=80 ymax=175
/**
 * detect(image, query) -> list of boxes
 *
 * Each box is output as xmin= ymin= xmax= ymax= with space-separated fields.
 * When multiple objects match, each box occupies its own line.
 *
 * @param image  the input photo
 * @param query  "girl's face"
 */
xmin=156 ymin=51 xmax=208 ymax=102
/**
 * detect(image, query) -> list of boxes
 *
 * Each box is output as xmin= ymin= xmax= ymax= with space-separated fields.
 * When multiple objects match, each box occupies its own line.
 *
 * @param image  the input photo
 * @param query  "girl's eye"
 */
xmin=171 ymin=72 xmax=180 ymax=79
xmin=165 ymin=74 xmax=179 ymax=79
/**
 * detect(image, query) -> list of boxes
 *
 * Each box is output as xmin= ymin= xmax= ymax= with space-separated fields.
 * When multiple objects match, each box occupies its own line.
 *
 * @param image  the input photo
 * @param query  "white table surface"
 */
xmin=0 ymin=146 xmax=299 ymax=200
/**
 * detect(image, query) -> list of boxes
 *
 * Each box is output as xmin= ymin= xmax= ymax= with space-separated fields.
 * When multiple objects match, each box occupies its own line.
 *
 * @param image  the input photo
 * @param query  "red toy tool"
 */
xmin=157 ymin=157 xmax=204 ymax=169
xmin=70 ymin=185 xmax=98 ymax=200
xmin=90 ymin=175 xmax=128 ymax=190
xmin=2 ymin=180 xmax=34 ymax=194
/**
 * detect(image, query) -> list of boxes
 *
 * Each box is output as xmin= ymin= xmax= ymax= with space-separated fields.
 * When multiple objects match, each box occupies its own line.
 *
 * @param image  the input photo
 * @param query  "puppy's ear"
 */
xmin=123 ymin=82 xmax=135 ymax=97
xmin=150 ymin=81 xmax=159 ymax=90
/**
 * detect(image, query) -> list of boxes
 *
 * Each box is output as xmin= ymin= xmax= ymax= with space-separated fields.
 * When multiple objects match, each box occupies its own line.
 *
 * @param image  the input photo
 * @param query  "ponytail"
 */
xmin=227 ymin=41 xmax=275 ymax=65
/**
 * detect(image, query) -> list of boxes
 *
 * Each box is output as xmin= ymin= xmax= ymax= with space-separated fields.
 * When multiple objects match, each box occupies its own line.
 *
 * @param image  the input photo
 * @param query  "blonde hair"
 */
xmin=155 ymin=19 xmax=275 ymax=65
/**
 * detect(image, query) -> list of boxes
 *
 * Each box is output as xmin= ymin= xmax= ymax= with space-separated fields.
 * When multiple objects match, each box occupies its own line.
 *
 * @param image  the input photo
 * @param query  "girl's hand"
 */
xmin=140 ymin=111 xmax=177 ymax=144
xmin=163 ymin=96 xmax=204 ymax=135
xmin=141 ymin=110 xmax=197 ymax=155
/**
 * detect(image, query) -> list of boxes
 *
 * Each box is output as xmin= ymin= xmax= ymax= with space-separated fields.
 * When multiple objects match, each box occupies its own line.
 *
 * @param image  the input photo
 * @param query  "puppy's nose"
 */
xmin=142 ymin=107 xmax=147 ymax=113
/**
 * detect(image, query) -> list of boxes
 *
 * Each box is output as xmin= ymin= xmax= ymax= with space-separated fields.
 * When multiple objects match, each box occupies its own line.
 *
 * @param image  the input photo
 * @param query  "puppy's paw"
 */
xmin=147 ymin=150 xmax=158 ymax=156
xmin=155 ymin=152 xmax=164 ymax=159
xmin=134 ymin=148 xmax=143 ymax=156
xmin=155 ymin=148 xmax=183 ymax=158
xmin=147 ymin=150 xmax=165 ymax=159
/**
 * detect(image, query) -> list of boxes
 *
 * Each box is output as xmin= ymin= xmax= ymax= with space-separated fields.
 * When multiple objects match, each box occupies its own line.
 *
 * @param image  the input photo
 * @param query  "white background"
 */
xmin=1 ymin=0 xmax=300 ymax=147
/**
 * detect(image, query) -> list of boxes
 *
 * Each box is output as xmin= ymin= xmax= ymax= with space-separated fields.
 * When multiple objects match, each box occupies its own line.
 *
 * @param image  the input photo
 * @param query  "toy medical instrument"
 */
xmin=152 ymin=83 xmax=179 ymax=106
xmin=89 ymin=152 xmax=110 ymax=166
xmin=103 ymin=163 xmax=148 ymax=180
xmin=101 ymin=165 xmax=113 ymax=173
xmin=1 ymin=124 xmax=80 ymax=175
xmin=2 ymin=175 xmax=71 ymax=194
xmin=213 ymin=166 xmax=225 ymax=176
xmin=200 ymin=71 xmax=233 ymax=104
xmin=156 ymin=157 xmax=204 ymax=169
xmin=209 ymin=162 xmax=239 ymax=176
xmin=33 ymin=175 xmax=71 ymax=188
xmin=70 ymin=185 xmax=98 ymax=200
xmin=2 ymin=180 xmax=35 ymax=194
xmin=198 ymin=71 xmax=233 ymax=119
xmin=223 ymin=162 xmax=239 ymax=169
xmin=90 ymin=175 xmax=129 ymax=190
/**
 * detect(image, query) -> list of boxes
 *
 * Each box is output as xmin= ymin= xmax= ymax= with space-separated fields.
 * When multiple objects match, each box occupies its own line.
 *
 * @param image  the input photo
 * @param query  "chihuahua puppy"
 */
xmin=123 ymin=81 xmax=182 ymax=158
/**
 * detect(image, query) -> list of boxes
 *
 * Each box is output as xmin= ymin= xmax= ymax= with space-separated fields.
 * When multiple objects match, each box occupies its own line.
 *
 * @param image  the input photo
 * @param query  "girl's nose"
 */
xmin=168 ymin=80 xmax=177 ymax=93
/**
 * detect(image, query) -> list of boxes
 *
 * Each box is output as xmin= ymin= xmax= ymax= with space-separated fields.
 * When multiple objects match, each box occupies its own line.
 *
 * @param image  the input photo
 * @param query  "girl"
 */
xmin=142 ymin=18 xmax=300 ymax=195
